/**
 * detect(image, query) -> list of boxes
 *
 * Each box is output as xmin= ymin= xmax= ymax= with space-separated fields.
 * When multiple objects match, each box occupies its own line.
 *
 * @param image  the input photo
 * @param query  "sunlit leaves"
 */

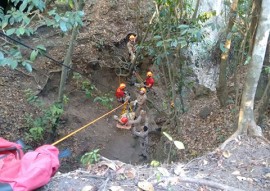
xmin=22 ymin=60 xmax=33 ymax=72
xmin=177 ymin=24 xmax=189 ymax=30
xmin=30 ymin=50 xmax=39 ymax=61
xmin=47 ymin=9 xmax=84 ymax=32
xmin=163 ymin=132 xmax=185 ymax=150
xmin=3 ymin=58 xmax=18 ymax=69
xmin=173 ymin=141 xmax=185 ymax=150
xmin=156 ymin=41 xmax=163 ymax=47
xmin=6 ymin=28 xmax=16 ymax=35
xmin=243 ymin=56 xmax=251 ymax=65
xmin=265 ymin=66 xmax=270 ymax=73
xmin=0 ymin=0 xmax=84 ymax=72
xmin=220 ymin=42 xmax=226 ymax=52
xmin=60 ymin=21 xmax=68 ymax=32
xmin=163 ymin=132 xmax=173 ymax=141
xmin=198 ymin=11 xmax=216 ymax=23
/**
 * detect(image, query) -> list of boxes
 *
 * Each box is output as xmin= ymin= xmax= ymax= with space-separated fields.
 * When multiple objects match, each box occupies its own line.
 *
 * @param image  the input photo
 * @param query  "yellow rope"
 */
xmin=121 ymin=101 xmax=128 ymax=115
xmin=52 ymin=102 xmax=127 ymax=146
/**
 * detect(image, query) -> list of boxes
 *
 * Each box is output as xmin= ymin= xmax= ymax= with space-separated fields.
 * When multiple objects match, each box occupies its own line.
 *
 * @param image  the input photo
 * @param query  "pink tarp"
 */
xmin=0 ymin=138 xmax=60 ymax=191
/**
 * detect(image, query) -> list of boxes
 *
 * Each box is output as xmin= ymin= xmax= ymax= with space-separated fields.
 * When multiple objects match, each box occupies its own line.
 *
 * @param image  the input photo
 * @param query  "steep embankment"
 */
xmin=39 ymin=136 xmax=270 ymax=191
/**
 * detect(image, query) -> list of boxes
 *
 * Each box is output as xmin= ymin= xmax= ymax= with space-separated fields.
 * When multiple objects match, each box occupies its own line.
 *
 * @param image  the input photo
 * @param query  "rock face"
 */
xmin=189 ymin=0 xmax=225 ymax=91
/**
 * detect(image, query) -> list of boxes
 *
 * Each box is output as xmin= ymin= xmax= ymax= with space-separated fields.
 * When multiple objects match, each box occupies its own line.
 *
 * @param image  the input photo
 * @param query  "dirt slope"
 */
xmin=0 ymin=0 xmax=270 ymax=183
xmin=39 ymin=136 xmax=270 ymax=191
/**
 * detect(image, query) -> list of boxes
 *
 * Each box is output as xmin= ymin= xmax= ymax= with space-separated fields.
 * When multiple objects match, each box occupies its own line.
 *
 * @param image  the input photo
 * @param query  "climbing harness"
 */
xmin=121 ymin=100 xmax=133 ymax=115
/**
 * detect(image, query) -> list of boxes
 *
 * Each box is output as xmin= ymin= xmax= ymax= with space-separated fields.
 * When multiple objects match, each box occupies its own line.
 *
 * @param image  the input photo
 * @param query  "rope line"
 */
xmin=0 ymin=32 xmax=140 ymax=145
xmin=52 ymin=102 xmax=127 ymax=146
xmin=0 ymin=31 xmax=112 ymax=91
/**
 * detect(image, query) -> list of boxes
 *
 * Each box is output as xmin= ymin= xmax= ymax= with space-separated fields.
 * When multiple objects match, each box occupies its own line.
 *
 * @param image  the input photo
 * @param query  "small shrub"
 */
xmin=94 ymin=94 xmax=114 ymax=109
xmin=81 ymin=149 xmax=100 ymax=166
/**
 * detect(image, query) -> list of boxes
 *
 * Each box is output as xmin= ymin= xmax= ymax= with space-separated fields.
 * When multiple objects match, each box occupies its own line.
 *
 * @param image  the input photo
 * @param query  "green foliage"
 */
xmin=46 ymin=8 xmax=84 ymax=32
xmin=0 ymin=0 xmax=84 ymax=71
xmin=63 ymin=94 xmax=70 ymax=104
xmin=94 ymin=95 xmax=114 ymax=109
xmin=24 ymin=89 xmax=39 ymax=104
xmin=72 ymin=72 xmax=96 ymax=98
xmin=138 ymin=0 xmax=209 ymax=117
xmin=24 ymin=89 xmax=64 ymax=142
xmin=198 ymin=11 xmax=216 ymax=23
xmin=265 ymin=66 xmax=270 ymax=74
xmin=81 ymin=149 xmax=100 ymax=166
xmin=150 ymin=160 xmax=160 ymax=167
xmin=163 ymin=132 xmax=185 ymax=150
xmin=56 ymin=0 xmax=75 ymax=9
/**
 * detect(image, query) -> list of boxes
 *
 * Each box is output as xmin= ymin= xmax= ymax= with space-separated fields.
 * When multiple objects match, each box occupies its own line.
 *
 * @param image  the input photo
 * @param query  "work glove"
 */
xmin=113 ymin=115 xmax=119 ymax=120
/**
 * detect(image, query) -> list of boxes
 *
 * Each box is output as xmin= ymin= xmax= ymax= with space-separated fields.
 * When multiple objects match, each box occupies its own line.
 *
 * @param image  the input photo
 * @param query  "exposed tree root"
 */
xmin=179 ymin=177 xmax=244 ymax=191
xmin=15 ymin=68 xmax=40 ymax=85
xmin=34 ymin=69 xmax=62 ymax=96
xmin=219 ymin=132 xmax=239 ymax=150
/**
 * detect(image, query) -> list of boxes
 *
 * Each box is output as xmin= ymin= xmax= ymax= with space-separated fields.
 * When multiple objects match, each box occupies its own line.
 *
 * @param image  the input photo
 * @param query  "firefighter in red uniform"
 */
xmin=115 ymin=83 xmax=127 ymax=103
xmin=144 ymin=71 xmax=154 ymax=89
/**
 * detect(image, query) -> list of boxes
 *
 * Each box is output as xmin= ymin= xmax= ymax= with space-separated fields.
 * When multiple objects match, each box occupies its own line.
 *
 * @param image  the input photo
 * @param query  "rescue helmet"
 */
xmin=129 ymin=35 xmax=135 ymax=40
xmin=147 ymin=71 xmax=153 ymax=77
xmin=140 ymin=87 xmax=146 ymax=94
xmin=121 ymin=116 xmax=128 ymax=124
xmin=119 ymin=83 xmax=126 ymax=90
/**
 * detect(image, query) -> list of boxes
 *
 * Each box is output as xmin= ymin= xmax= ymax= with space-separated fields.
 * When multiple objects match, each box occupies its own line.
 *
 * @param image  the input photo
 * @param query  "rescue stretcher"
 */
xmin=116 ymin=112 xmax=136 ymax=129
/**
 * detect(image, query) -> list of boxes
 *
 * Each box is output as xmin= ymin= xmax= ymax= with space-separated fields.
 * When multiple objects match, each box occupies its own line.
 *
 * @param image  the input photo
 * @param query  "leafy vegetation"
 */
xmin=163 ymin=132 xmax=185 ymax=163
xmin=72 ymin=72 xmax=96 ymax=98
xmin=0 ymin=0 xmax=84 ymax=71
xmin=94 ymin=95 xmax=114 ymax=109
xmin=81 ymin=149 xmax=101 ymax=166
xmin=24 ymin=89 xmax=64 ymax=142
xmin=138 ymin=0 xmax=216 ymax=129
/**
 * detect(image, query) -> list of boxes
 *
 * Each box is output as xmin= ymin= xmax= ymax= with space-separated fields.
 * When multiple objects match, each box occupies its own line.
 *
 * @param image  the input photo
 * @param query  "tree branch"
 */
xmin=179 ymin=177 xmax=244 ymax=191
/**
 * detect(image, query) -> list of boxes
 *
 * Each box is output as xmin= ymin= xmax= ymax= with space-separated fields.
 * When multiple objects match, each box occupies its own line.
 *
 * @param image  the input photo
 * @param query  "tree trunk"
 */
xmin=237 ymin=0 xmax=270 ymax=135
xmin=217 ymin=0 xmax=239 ymax=107
xmin=58 ymin=0 xmax=84 ymax=102
xmin=58 ymin=26 xmax=78 ymax=102
xmin=220 ymin=0 xmax=270 ymax=149
xmin=248 ymin=0 xmax=262 ymax=56
xmin=256 ymin=38 xmax=270 ymax=125
xmin=192 ymin=0 xmax=201 ymax=19
xmin=256 ymin=75 xmax=270 ymax=125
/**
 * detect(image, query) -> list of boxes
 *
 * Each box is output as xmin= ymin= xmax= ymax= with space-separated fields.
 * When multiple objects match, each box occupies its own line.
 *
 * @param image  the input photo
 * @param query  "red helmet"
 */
xmin=121 ymin=117 xmax=128 ymax=124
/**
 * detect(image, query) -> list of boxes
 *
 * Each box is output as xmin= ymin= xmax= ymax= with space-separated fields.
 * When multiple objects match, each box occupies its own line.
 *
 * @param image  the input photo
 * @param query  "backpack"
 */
xmin=0 ymin=138 xmax=59 ymax=191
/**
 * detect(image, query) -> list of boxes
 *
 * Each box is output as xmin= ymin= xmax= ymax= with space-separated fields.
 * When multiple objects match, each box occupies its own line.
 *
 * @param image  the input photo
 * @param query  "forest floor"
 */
xmin=0 ymin=0 xmax=270 ymax=190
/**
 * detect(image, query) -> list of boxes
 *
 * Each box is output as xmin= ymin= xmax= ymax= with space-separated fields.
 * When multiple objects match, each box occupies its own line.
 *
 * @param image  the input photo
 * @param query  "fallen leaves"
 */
xmin=174 ymin=141 xmax=185 ymax=150
xmin=138 ymin=181 xmax=154 ymax=191
xmin=231 ymin=170 xmax=241 ymax=175
xmin=174 ymin=164 xmax=187 ymax=176
xmin=222 ymin=150 xmax=231 ymax=158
